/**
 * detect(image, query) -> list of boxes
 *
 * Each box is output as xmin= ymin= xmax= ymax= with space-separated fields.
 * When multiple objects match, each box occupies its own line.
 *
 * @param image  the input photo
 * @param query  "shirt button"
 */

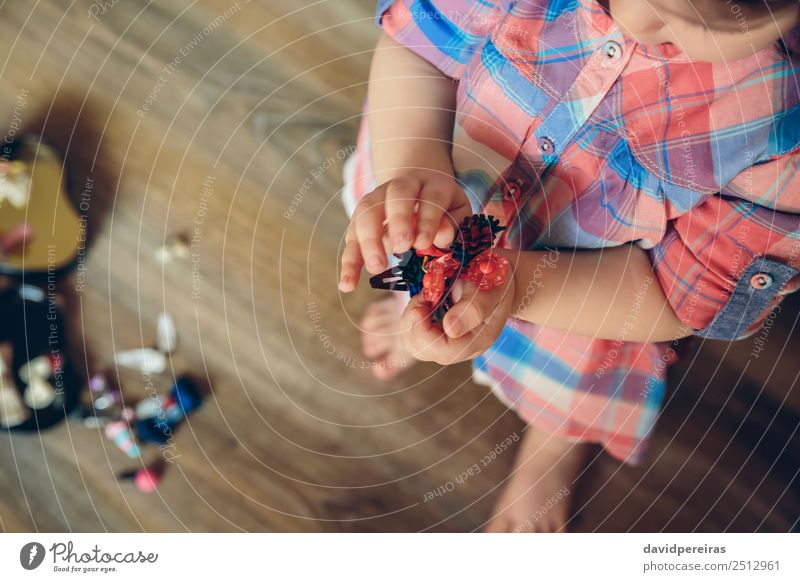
xmin=603 ymin=40 xmax=622 ymax=60
xmin=538 ymin=136 xmax=555 ymax=154
xmin=750 ymin=273 xmax=773 ymax=290
xmin=502 ymin=178 xmax=524 ymax=199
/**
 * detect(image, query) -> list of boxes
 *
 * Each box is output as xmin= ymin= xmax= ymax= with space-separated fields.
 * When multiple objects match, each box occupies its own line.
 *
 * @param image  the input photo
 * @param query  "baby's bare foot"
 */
xmin=359 ymin=294 xmax=416 ymax=380
xmin=484 ymin=426 xmax=586 ymax=532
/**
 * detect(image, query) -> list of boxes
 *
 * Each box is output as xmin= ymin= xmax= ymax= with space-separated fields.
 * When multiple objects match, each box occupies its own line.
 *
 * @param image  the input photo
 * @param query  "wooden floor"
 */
xmin=0 ymin=0 xmax=798 ymax=532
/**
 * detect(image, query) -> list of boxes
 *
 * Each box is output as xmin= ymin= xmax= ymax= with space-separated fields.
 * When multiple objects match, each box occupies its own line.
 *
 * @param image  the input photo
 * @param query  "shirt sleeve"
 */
xmin=376 ymin=0 xmax=509 ymax=80
xmin=649 ymin=152 xmax=800 ymax=341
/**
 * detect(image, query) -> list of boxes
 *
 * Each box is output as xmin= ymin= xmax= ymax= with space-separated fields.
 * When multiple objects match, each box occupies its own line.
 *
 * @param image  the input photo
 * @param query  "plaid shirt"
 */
xmin=343 ymin=0 xmax=800 ymax=462
xmin=376 ymin=0 xmax=800 ymax=339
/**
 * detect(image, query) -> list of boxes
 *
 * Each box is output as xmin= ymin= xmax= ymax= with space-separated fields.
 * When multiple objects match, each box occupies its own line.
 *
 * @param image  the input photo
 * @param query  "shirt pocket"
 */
xmin=455 ymin=8 xmax=561 ymax=162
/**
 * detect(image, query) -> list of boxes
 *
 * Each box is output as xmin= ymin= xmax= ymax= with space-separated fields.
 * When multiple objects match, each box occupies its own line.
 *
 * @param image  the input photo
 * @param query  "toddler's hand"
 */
xmin=339 ymin=170 xmax=472 ymax=292
xmin=399 ymin=251 xmax=517 ymax=365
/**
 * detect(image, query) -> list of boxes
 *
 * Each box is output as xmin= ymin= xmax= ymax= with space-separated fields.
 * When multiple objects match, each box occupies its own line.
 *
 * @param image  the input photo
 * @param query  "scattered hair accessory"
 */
xmin=74 ymin=307 xmax=198 ymax=489
xmin=156 ymin=311 xmax=177 ymax=354
xmin=135 ymin=376 xmax=203 ymax=446
xmin=0 ymin=222 xmax=34 ymax=257
xmin=0 ymin=285 xmax=80 ymax=431
xmin=105 ymin=420 xmax=141 ymax=458
xmin=18 ymin=355 xmax=57 ymax=410
xmin=0 ymin=160 xmax=32 ymax=208
xmin=0 ymin=354 xmax=28 ymax=427
xmin=115 ymin=348 xmax=167 ymax=375
xmin=154 ymin=233 xmax=191 ymax=264
xmin=134 ymin=465 xmax=163 ymax=493
xmin=117 ymin=460 xmax=165 ymax=493
xmin=88 ymin=372 xmax=122 ymax=412
xmin=115 ymin=310 xmax=178 ymax=375
xmin=70 ymin=371 xmax=130 ymax=428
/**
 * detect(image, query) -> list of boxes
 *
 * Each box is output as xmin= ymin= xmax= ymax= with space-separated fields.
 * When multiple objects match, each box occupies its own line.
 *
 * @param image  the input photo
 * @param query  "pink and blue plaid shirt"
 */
xmin=344 ymin=0 xmax=800 ymax=462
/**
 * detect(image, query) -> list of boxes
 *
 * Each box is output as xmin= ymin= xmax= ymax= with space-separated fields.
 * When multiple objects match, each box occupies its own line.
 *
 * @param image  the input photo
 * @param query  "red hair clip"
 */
xmin=369 ymin=214 xmax=507 ymax=323
xmin=422 ymin=261 xmax=446 ymax=304
xmin=463 ymin=250 xmax=509 ymax=290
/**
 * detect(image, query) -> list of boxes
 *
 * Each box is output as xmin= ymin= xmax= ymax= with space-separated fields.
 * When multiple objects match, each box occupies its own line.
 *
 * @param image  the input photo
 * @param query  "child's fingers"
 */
xmin=339 ymin=227 xmax=364 ymax=292
xmin=417 ymin=184 xmax=472 ymax=248
xmin=399 ymin=294 xmax=449 ymax=356
xmin=432 ymin=196 xmax=472 ymax=248
xmin=353 ymin=186 xmax=389 ymax=274
xmin=443 ymin=280 xmax=500 ymax=339
xmin=399 ymin=293 xmax=432 ymax=335
xmin=400 ymin=294 xmax=483 ymax=364
xmin=414 ymin=181 xmax=451 ymax=249
xmin=384 ymin=176 xmax=421 ymax=253
xmin=432 ymin=221 xmax=458 ymax=249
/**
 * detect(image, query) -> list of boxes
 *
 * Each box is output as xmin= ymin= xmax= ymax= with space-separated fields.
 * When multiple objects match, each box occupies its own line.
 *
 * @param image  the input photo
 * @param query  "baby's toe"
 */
xmin=362 ymin=329 xmax=395 ymax=359
xmin=370 ymin=356 xmax=406 ymax=380
xmin=483 ymin=513 xmax=511 ymax=533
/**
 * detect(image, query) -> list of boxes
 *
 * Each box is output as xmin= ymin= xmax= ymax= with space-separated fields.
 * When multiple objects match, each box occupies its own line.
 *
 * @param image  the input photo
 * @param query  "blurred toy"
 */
xmin=0 ymin=222 xmax=34 ymax=256
xmin=105 ymin=420 xmax=141 ymax=458
xmin=117 ymin=459 xmax=165 ymax=493
xmin=369 ymin=214 xmax=508 ymax=322
xmin=156 ymin=311 xmax=177 ymax=354
xmin=89 ymin=372 xmax=122 ymax=412
xmin=0 ymin=138 xmax=83 ymax=278
xmin=0 ymin=286 xmax=81 ymax=431
xmin=135 ymin=376 xmax=203 ymax=445
xmin=70 ymin=373 xmax=131 ymax=428
xmin=0 ymin=159 xmax=32 ymax=208
xmin=115 ymin=348 xmax=167 ymax=375
xmin=154 ymin=233 xmax=190 ymax=264
xmin=134 ymin=466 xmax=162 ymax=492
xmin=115 ymin=310 xmax=178 ymax=373
xmin=18 ymin=355 xmax=57 ymax=409
xmin=0 ymin=351 xmax=27 ymax=427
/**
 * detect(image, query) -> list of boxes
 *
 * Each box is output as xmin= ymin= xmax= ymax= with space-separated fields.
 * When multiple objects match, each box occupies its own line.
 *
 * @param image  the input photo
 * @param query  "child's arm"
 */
xmin=502 ymin=246 xmax=689 ymax=342
xmin=339 ymin=33 xmax=471 ymax=292
xmin=441 ymin=246 xmax=688 ymax=344
xmin=367 ymin=32 xmax=456 ymax=184
xmin=398 ymin=245 xmax=688 ymax=366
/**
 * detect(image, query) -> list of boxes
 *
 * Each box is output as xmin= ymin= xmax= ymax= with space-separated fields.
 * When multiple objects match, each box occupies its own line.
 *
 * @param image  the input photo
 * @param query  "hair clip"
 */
xmin=369 ymin=214 xmax=507 ymax=323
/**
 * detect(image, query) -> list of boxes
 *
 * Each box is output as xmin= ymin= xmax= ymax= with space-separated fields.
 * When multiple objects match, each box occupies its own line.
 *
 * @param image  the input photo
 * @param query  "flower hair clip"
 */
xmin=369 ymin=214 xmax=508 ymax=323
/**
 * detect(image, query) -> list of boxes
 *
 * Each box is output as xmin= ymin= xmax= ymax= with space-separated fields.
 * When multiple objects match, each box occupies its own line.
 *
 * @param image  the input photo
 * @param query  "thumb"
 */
xmin=443 ymin=280 xmax=487 ymax=338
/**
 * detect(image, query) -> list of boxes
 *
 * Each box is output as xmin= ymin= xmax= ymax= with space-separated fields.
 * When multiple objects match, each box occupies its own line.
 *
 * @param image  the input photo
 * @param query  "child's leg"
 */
xmin=474 ymin=320 xmax=672 ymax=532
xmin=484 ymin=425 xmax=588 ymax=533
xmin=358 ymin=291 xmax=414 ymax=381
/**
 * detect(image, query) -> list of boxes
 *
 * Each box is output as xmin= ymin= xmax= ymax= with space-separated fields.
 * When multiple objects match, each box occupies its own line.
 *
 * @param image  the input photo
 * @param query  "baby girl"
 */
xmin=339 ymin=0 xmax=800 ymax=531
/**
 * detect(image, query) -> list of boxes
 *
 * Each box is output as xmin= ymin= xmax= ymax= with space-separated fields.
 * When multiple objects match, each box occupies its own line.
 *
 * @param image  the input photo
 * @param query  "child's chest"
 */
xmin=451 ymin=0 xmax=799 ymax=250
